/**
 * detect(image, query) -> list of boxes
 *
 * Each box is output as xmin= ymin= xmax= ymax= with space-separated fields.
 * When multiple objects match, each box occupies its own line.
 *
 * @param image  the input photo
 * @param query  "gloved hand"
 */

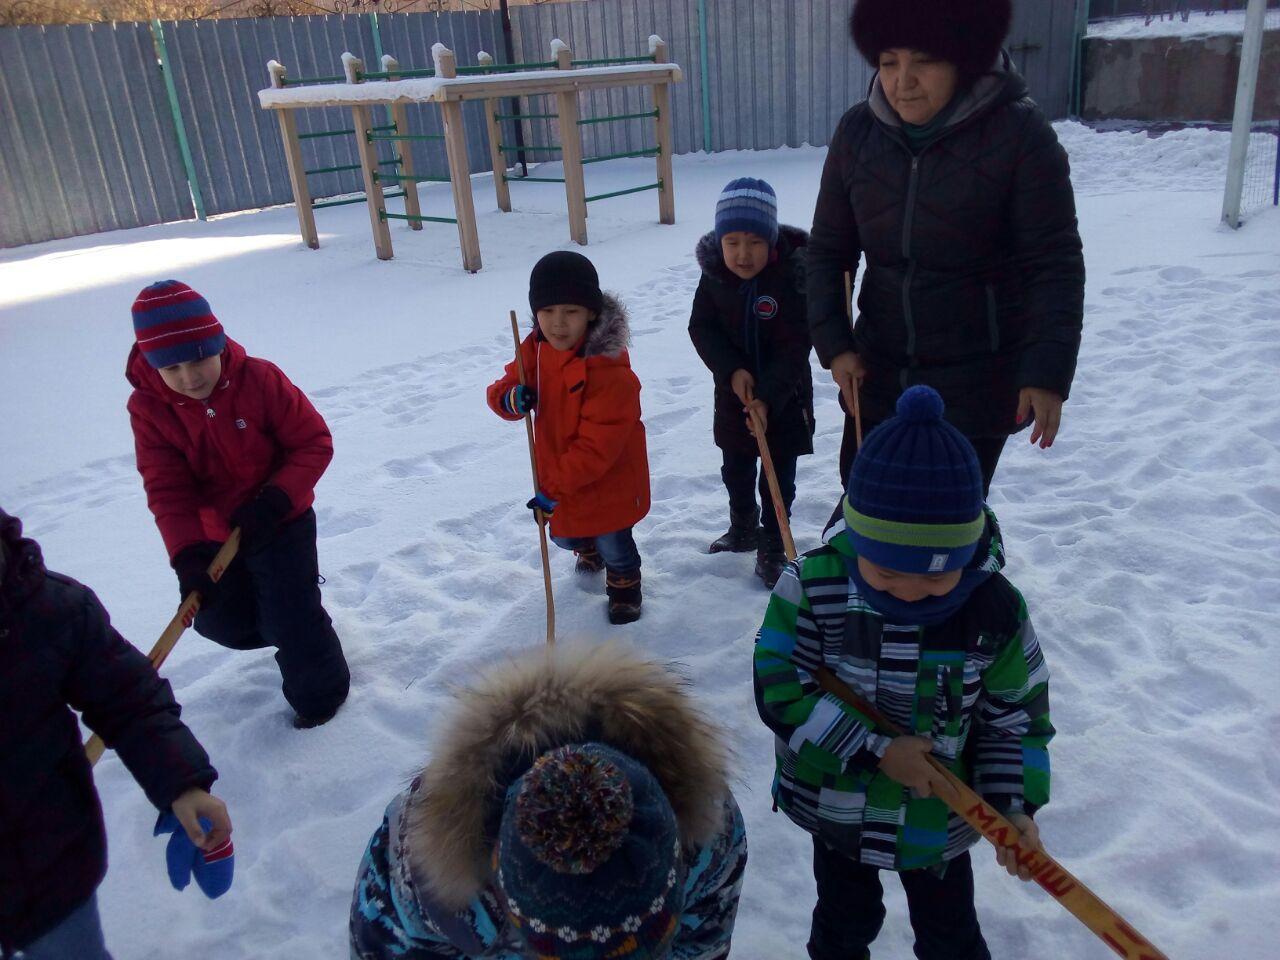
xmin=526 ymin=492 xmax=557 ymax=518
xmin=154 ymin=812 xmax=235 ymax=899
xmin=173 ymin=542 xmax=222 ymax=608
xmin=500 ymin=385 xmax=538 ymax=416
xmin=229 ymin=485 xmax=291 ymax=552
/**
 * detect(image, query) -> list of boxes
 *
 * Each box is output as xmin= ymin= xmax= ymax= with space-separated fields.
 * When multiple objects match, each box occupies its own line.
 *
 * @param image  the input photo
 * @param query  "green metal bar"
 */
xmin=455 ymin=60 xmax=557 ymax=74
xmin=280 ymin=74 xmax=346 ymax=86
xmin=578 ymin=110 xmax=659 ymax=126
xmin=305 ymin=163 xmax=361 ymax=175
xmin=359 ymin=67 xmax=437 ymax=80
xmin=582 ymin=147 xmax=660 ymax=165
xmin=367 ymin=132 xmax=445 ymax=142
xmin=697 ymin=0 xmax=713 ymax=151
xmin=499 ymin=144 xmax=561 ymax=153
xmin=312 ymin=190 xmax=405 ymax=210
xmin=571 ymin=56 xmax=656 ymax=67
xmin=379 ymin=211 xmax=458 ymax=224
xmin=375 ymin=172 xmax=452 ymax=183
xmin=585 ymin=181 xmax=662 ymax=203
xmin=380 ymin=158 xmax=404 ymax=167
xmin=496 ymin=112 xmax=558 ymax=121
xmin=299 ymin=127 xmax=356 ymax=140
xmin=151 ymin=20 xmax=205 ymax=220
xmin=371 ymin=123 xmax=397 ymax=132
xmin=369 ymin=11 xmax=384 ymax=65
xmin=504 ymin=175 xmax=566 ymax=183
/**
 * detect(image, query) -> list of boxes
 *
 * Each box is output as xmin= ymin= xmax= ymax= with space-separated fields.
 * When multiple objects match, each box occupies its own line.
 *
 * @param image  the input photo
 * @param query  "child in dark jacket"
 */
xmin=126 ymin=281 xmax=350 ymax=728
xmin=487 ymin=252 xmax=651 ymax=624
xmin=752 ymin=386 xmax=1054 ymax=960
xmin=0 ymin=508 xmax=233 ymax=960
xmin=689 ymin=178 xmax=814 ymax=588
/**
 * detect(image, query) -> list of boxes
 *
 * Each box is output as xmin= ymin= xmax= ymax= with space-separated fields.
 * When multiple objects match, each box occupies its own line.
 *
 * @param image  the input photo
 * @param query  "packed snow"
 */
xmin=1087 ymin=8 xmax=1280 ymax=39
xmin=1 ymin=122 xmax=1278 ymax=960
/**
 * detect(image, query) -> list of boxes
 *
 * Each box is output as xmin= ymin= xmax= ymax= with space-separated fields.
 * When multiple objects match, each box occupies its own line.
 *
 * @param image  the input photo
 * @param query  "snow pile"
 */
xmin=1088 ymin=8 xmax=1280 ymax=39
xmin=1 ymin=127 xmax=1278 ymax=960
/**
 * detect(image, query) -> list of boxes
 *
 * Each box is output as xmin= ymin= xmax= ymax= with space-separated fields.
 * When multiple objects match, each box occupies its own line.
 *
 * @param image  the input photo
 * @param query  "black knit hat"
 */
xmin=849 ymin=0 xmax=1012 ymax=80
xmin=528 ymin=251 xmax=604 ymax=317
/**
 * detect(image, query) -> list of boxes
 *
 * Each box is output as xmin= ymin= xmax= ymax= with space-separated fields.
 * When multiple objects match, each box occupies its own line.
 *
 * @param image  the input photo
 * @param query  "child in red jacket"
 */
xmin=487 ymin=252 xmax=650 ymax=624
xmin=126 ymin=281 xmax=349 ymax=728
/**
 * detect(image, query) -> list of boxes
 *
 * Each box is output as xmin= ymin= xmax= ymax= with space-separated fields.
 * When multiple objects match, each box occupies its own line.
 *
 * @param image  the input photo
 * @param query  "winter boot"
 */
xmin=606 ymin=571 xmax=642 ymax=625
xmin=708 ymin=507 xmax=759 ymax=554
xmin=574 ymin=544 xmax=605 ymax=574
xmin=754 ymin=529 xmax=786 ymax=589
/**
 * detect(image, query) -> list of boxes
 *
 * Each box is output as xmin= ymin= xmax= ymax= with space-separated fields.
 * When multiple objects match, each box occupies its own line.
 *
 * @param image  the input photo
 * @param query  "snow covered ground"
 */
xmin=2 ymin=122 xmax=1279 ymax=960
xmin=1088 ymin=8 xmax=1280 ymax=39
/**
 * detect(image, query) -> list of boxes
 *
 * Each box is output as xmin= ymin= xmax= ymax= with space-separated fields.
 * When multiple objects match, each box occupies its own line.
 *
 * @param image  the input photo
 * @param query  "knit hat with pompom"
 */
xmin=844 ymin=385 xmax=985 ymax=574
xmin=496 ymin=743 xmax=683 ymax=959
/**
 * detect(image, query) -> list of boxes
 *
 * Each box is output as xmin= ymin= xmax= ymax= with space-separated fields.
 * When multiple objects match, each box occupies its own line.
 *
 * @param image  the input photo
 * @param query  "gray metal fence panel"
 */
xmin=162 ymin=14 xmax=378 ymax=216
xmin=0 ymin=21 xmax=193 ymax=248
xmin=1008 ymin=0 xmax=1078 ymax=120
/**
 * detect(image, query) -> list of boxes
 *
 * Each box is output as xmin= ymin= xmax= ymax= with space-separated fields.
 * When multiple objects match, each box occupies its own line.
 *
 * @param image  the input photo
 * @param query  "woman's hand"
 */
xmin=995 ymin=814 xmax=1043 ymax=881
xmin=830 ymin=351 xmax=866 ymax=414
xmin=1016 ymin=388 xmax=1063 ymax=448
xmin=730 ymin=369 xmax=756 ymax=406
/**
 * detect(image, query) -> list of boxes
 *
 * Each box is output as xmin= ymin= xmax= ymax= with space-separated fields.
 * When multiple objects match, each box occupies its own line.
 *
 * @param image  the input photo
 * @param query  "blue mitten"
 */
xmin=501 ymin=385 xmax=537 ymax=416
xmin=526 ymin=492 xmax=557 ymax=518
xmin=155 ymin=812 xmax=235 ymax=899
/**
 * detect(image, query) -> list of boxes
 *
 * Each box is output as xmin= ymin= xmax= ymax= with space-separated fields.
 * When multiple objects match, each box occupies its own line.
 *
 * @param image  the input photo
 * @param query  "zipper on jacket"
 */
xmin=900 ymin=155 xmax=921 ymax=389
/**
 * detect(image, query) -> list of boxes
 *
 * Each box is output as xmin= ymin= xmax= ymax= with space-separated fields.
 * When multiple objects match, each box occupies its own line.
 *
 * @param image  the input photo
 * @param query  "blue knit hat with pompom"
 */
xmin=496 ymin=743 xmax=683 ymax=959
xmin=844 ymin=385 xmax=985 ymax=574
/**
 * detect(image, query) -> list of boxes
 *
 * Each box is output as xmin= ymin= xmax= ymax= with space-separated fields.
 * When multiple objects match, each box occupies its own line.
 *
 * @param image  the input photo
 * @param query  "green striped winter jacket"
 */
xmin=752 ymin=507 xmax=1053 ymax=871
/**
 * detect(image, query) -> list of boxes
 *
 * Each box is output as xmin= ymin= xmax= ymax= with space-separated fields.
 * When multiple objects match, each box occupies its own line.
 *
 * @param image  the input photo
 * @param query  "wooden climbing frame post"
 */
xmin=434 ymin=45 xmax=483 ymax=272
xmin=478 ymin=52 xmax=513 ymax=213
xmin=268 ymin=60 xmax=319 ymax=249
xmin=344 ymin=55 xmax=394 ymax=260
xmin=651 ymin=37 xmax=676 ymax=225
xmin=554 ymin=40 xmax=589 ymax=245
xmin=380 ymin=55 xmax=424 ymax=231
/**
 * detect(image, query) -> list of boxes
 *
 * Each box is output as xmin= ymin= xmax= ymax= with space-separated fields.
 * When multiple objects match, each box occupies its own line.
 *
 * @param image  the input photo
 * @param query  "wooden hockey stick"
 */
xmin=844 ymin=270 xmax=863 ymax=449
xmin=745 ymin=396 xmax=796 ymax=561
xmin=510 ymin=310 xmax=556 ymax=646
xmin=85 ymin=529 xmax=242 ymax=766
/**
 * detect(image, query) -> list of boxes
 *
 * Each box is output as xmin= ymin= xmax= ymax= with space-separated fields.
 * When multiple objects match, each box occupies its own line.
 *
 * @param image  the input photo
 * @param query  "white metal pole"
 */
xmin=1222 ymin=0 xmax=1268 ymax=228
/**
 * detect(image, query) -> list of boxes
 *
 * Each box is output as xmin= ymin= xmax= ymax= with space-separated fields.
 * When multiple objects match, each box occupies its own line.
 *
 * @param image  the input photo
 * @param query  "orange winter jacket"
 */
xmin=487 ymin=296 xmax=650 ymax=539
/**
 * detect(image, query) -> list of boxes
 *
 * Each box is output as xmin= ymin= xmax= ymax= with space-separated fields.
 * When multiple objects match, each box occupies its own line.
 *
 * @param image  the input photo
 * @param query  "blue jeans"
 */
xmin=10 ymin=893 xmax=113 ymax=960
xmin=551 ymin=528 xmax=641 ymax=575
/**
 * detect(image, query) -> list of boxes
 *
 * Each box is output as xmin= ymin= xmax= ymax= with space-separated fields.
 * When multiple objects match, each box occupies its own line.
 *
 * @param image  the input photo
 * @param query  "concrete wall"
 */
xmin=1083 ymin=30 xmax=1280 ymax=121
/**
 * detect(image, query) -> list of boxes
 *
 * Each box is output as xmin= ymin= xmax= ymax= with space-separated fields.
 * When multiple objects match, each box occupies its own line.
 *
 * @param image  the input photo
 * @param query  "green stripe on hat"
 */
xmin=843 ymin=499 xmax=984 ymax=549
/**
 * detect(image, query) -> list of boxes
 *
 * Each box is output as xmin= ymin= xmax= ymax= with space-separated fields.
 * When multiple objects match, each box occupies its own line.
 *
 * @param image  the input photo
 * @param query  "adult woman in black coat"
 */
xmin=809 ymin=0 xmax=1085 ymax=493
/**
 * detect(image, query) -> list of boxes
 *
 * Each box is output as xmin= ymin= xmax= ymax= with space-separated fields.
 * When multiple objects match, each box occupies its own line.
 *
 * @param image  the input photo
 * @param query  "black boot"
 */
xmin=606 ymin=570 xmax=642 ymax=624
xmin=709 ymin=507 xmax=759 ymax=554
xmin=755 ymin=529 xmax=786 ymax=589
xmin=574 ymin=544 xmax=605 ymax=574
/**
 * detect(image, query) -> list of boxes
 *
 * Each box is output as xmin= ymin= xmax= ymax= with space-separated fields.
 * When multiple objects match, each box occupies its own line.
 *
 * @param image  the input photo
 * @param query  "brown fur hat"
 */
xmin=849 ymin=0 xmax=1013 ymax=80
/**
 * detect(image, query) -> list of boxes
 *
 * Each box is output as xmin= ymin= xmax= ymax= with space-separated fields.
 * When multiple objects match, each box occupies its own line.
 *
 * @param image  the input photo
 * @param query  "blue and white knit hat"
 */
xmin=496 ymin=743 xmax=683 ymax=959
xmin=844 ymin=386 xmax=985 ymax=574
xmin=714 ymin=177 xmax=778 ymax=246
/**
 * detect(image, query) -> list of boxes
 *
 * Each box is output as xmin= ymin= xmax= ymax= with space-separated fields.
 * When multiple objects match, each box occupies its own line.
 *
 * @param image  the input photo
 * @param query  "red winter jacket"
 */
xmin=487 ymin=296 xmax=650 ymax=539
xmin=126 ymin=338 xmax=333 ymax=559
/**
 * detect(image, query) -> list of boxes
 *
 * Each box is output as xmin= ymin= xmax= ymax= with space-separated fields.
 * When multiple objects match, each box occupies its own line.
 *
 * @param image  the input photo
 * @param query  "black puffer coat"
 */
xmin=808 ymin=55 xmax=1085 ymax=437
xmin=689 ymin=225 xmax=815 ymax=459
xmin=0 ymin=509 xmax=216 ymax=951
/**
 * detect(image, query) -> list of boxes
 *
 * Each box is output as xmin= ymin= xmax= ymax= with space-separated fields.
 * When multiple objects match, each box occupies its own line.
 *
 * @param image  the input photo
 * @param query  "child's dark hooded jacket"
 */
xmin=0 ymin=509 xmax=215 ymax=952
xmin=688 ymin=225 xmax=815 ymax=459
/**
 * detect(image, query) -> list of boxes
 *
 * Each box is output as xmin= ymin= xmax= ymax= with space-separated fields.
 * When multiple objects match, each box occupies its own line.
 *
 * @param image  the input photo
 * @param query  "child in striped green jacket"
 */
xmin=752 ymin=385 xmax=1054 ymax=960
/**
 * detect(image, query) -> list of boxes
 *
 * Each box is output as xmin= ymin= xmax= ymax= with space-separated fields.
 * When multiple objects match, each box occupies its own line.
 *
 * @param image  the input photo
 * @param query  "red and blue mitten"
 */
xmin=501 ymin=385 xmax=537 ymax=416
xmin=155 ymin=813 xmax=235 ymax=899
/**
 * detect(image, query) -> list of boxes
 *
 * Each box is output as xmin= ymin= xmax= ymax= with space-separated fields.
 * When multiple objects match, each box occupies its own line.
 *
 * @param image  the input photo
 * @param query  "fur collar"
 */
xmin=531 ymin=292 xmax=630 ymax=359
xmin=406 ymin=642 xmax=730 ymax=910
xmin=694 ymin=224 xmax=809 ymax=284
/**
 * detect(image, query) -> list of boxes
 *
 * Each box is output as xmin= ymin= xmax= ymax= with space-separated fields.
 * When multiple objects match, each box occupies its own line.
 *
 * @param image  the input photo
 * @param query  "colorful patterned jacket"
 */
xmin=350 ymin=644 xmax=746 ymax=959
xmin=753 ymin=507 xmax=1053 ymax=871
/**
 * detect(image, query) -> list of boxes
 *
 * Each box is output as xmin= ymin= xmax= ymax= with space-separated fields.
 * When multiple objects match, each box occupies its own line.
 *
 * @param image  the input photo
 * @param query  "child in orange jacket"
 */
xmin=487 ymin=252 xmax=650 ymax=624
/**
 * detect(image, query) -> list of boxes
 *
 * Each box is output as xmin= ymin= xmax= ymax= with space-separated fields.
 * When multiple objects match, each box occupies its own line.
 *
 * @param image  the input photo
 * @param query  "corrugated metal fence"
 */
xmin=0 ymin=2 xmax=1083 ymax=249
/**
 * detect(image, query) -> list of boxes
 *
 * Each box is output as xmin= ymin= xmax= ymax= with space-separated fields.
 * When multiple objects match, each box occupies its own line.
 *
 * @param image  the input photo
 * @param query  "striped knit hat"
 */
xmin=132 ymin=281 xmax=226 ymax=369
xmin=844 ymin=385 xmax=984 ymax=574
xmin=496 ymin=743 xmax=683 ymax=959
xmin=715 ymin=177 xmax=778 ymax=246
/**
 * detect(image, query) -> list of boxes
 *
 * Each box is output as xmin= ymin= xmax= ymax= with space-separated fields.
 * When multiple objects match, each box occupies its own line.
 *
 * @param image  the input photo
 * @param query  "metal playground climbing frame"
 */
xmin=257 ymin=37 xmax=682 ymax=272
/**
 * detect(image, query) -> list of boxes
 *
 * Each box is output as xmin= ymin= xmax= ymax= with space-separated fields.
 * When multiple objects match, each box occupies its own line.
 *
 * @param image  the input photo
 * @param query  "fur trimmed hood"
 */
xmin=531 ymin=292 xmax=630 ymax=359
xmin=406 ymin=642 xmax=730 ymax=911
xmin=695 ymin=224 xmax=809 ymax=284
